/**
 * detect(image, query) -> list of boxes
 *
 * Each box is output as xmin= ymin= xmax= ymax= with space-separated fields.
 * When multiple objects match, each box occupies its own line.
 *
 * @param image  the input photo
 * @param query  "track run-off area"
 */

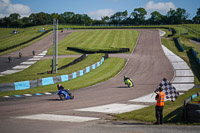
xmin=0 ymin=29 xmax=199 ymax=133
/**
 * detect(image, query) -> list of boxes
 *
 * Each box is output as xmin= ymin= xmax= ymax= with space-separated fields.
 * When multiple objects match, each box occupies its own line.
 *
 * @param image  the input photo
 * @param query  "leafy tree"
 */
xmin=110 ymin=10 xmax=128 ymax=25
xmin=29 ymin=13 xmax=37 ymax=25
xmin=149 ymin=11 xmax=163 ymax=24
xmin=9 ymin=13 xmax=22 ymax=27
xmin=130 ymin=8 xmax=147 ymax=25
xmin=101 ymin=16 xmax=110 ymax=24
xmin=167 ymin=8 xmax=189 ymax=24
xmin=60 ymin=12 xmax=75 ymax=24
xmin=193 ymin=8 xmax=200 ymax=24
xmin=175 ymin=8 xmax=189 ymax=24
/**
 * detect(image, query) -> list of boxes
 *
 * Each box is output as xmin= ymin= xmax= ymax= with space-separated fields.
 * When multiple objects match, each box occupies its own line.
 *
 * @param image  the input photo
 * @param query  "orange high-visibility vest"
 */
xmin=156 ymin=92 xmax=165 ymax=106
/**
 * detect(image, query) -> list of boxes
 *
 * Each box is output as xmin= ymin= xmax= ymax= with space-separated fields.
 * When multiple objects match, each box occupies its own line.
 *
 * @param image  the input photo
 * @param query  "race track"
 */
xmin=0 ymin=29 xmax=176 ymax=133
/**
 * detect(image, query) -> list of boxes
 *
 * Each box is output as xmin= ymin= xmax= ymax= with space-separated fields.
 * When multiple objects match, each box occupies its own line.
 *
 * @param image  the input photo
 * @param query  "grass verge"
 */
xmin=0 ymin=25 xmax=52 ymax=56
xmin=47 ymin=29 xmax=139 ymax=55
xmin=0 ymin=54 xmax=104 ymax=83
xmin=0 ymin=57 xmax=126 ymax=97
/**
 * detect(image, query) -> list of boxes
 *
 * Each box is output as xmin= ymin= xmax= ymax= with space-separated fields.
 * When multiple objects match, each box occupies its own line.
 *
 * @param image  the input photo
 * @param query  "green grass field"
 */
xmin=0 ymin=25 xmax=52 ymax=55
xmin=182 ymin=24 xmax=200 ymax=34
xmin=47 ymin=29 xmax=140 ymax=55
xmin=0 ymin=54 xmax=104 ymax=83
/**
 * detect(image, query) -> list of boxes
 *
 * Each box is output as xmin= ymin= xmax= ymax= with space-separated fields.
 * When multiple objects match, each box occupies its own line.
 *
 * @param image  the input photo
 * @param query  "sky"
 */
xmin=0 ymin=0 xmax=199 ymax=20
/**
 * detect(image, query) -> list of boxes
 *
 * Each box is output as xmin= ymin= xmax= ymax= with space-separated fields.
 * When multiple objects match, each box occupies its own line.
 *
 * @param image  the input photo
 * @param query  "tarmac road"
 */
xmin=1 ymin=29 xmax=197 ymax=133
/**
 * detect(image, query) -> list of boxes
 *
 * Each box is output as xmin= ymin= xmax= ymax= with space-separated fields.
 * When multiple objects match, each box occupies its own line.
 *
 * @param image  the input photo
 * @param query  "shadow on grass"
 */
xmin=164 ymin=106 xmax=184 ymax=123
xmin=164 ymin=106 xmax=200 ymax=124
xmin=187 ymin=49 xmax=200 ymax=82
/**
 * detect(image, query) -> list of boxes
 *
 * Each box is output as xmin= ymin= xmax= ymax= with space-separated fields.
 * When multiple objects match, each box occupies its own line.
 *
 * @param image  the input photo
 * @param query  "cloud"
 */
xmin=144 ymin=1 xmax=176 ymax=13
xmin=88 ymin=9 xmax=115 ymax=20
xmin=0 ymin=0 xmax=31 ymax=18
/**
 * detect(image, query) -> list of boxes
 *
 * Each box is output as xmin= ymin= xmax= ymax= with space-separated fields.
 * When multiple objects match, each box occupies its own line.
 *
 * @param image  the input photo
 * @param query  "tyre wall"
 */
xmin=191 ymin=48 xmax=200 ymax=65
xmin=183 ymin=92 xmax=200 ymax=122
xmin=173 ymin=38 xmax=184 ymax=52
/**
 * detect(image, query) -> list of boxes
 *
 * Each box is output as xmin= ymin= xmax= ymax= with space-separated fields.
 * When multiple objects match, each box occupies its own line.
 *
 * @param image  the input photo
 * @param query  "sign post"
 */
xmin=52 ymin=19 xmax=58 ymax=73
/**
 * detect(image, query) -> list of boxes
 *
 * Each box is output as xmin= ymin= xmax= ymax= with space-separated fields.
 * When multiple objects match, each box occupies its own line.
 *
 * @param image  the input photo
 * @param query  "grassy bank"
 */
xmin=0 ymin=54 xmax=104 ymax=83
xmin=0 ymin=57 xmax=126 ymax=97
xmin=0 ymin=25 xmax=52 ymax=56
xmin=47 ymin=29 xmax=139 ymax=55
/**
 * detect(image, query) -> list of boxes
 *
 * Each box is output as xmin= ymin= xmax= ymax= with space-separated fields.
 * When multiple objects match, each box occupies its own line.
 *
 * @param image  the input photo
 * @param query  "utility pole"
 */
xmin=52 ymin=18 xmax=58 ymax=73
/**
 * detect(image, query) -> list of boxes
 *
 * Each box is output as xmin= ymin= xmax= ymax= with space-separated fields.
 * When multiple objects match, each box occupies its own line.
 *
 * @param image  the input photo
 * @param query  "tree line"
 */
xmin=0 ymin=7 xmax=200 ymax=28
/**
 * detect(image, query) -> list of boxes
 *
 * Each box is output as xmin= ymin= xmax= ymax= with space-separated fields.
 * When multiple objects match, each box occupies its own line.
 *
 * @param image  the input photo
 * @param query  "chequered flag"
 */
xmin=156 ymin=78 xmax=180 ymax=101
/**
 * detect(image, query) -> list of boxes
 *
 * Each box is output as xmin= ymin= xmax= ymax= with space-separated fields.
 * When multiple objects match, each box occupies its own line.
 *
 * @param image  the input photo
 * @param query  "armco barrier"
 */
xmin=0 ymin=56 xmax=107 ymax=92
xmin=191 ymin=48 xmax=200 ymax=65
xmin=174 ymin=38 xmax=184 ymax=52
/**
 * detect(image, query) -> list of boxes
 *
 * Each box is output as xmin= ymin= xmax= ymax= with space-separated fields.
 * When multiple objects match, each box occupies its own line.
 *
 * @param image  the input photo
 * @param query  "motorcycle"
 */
xmin=124 ymin=78 xmax=134 ymax=88
xmin=57 ymin=89 xmax=74 ymax=101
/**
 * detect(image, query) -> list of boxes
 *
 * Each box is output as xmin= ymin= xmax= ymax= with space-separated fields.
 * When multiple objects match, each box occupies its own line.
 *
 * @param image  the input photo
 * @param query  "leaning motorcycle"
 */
xmin=57 ymin=89 xmax=74 ymax=101
xmin=124 ymin=78 xmax=134 ymax=88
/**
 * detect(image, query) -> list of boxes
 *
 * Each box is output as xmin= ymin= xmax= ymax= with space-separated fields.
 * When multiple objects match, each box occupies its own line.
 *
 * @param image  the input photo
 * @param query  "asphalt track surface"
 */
xmin=0 ymin=30 xmax=199 ymax=133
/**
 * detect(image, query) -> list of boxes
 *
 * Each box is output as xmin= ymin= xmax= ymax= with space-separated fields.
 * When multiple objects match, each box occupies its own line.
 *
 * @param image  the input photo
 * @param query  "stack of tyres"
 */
xmin=186 ymin=103 xmax=200 ymax=122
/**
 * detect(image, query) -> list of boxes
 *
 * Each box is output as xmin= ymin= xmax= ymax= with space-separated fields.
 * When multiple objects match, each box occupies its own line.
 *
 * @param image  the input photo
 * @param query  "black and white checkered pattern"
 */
xmin=156 ymin=78 xmax=180 ymax=101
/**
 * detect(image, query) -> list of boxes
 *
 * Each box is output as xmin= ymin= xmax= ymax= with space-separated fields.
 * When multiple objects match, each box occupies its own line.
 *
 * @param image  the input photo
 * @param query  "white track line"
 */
xmin=75 ymin=103 xmax=148 ymax=114
xmin=0 ymin=50 xmax=47 ymax=76
xmin=15 ymin=114 xmax=99 ymax=122
xmin=20 ymin=61 xmax=37 ymax=65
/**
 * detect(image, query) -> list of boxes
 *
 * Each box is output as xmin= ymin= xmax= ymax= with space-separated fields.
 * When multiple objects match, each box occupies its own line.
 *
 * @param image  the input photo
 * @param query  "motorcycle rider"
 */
xmin=57 ymin=84 xmax=71 ymax=96
xmin=124 ymin=75 xmax=130 ymax=82
xmin=124 ymin=75 xmax=134 ymax=87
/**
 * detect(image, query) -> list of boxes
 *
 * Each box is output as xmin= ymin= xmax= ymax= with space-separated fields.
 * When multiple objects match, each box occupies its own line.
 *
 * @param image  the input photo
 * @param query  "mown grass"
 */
xmin=182 ymin=24 xmax=200 ymax=34
xmin=0 ymin=57 xmax=126 ymax=97
xmin=47 ymin=30 xmax=139 ymax=55
xmin=0 ymin=25 xmax=52 ymax=55
xmin=0 ymin=54 xmax=104 ymax=83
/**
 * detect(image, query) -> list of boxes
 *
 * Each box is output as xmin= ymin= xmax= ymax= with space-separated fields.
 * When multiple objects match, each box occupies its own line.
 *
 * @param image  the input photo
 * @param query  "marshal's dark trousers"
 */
xmin=155 ymin=106 xmax=164 ymax=124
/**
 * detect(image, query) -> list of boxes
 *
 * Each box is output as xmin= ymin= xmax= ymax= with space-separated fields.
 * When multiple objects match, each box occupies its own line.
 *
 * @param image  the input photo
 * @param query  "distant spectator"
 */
xmin=32 ymin=50 xmax=35 ymax=56
xmin=19 ymin=52 xmax=22 ymax=58
xmin=8 ymin=56 xmax=12 ymax=62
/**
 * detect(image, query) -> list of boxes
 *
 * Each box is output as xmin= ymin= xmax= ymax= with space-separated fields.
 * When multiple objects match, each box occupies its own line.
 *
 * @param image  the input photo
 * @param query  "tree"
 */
xmin=29 ymin=13 xmax=37 ymax=25
xmin=167 ymin=8 xmax=189 ymax=24
xmin=9 ymin=13 xmax=22 ymax=27
xmin=175 ymin=8 xmax=189 ymax=24
xmin=110 ymin=10 xmax=128 ymax=25
xmin=130 ymin=8 xmax=147 ymax=25
xmin=101 ymin=16 xmax=110 ymax=24
xmin=149 ymin=11 xmax=163 ymax=24
xmin=193 ymin=8 xmax=200 ymax=24
xmin=81 ymin=14 xmax=92 ymax=25
xmin=60 ymin=12 xmax=75 ymax=24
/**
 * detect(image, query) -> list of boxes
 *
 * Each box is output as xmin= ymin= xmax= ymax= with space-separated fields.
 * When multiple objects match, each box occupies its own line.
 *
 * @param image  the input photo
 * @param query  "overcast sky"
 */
xmin=0 ymin=0 xmax=199 ymax=19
